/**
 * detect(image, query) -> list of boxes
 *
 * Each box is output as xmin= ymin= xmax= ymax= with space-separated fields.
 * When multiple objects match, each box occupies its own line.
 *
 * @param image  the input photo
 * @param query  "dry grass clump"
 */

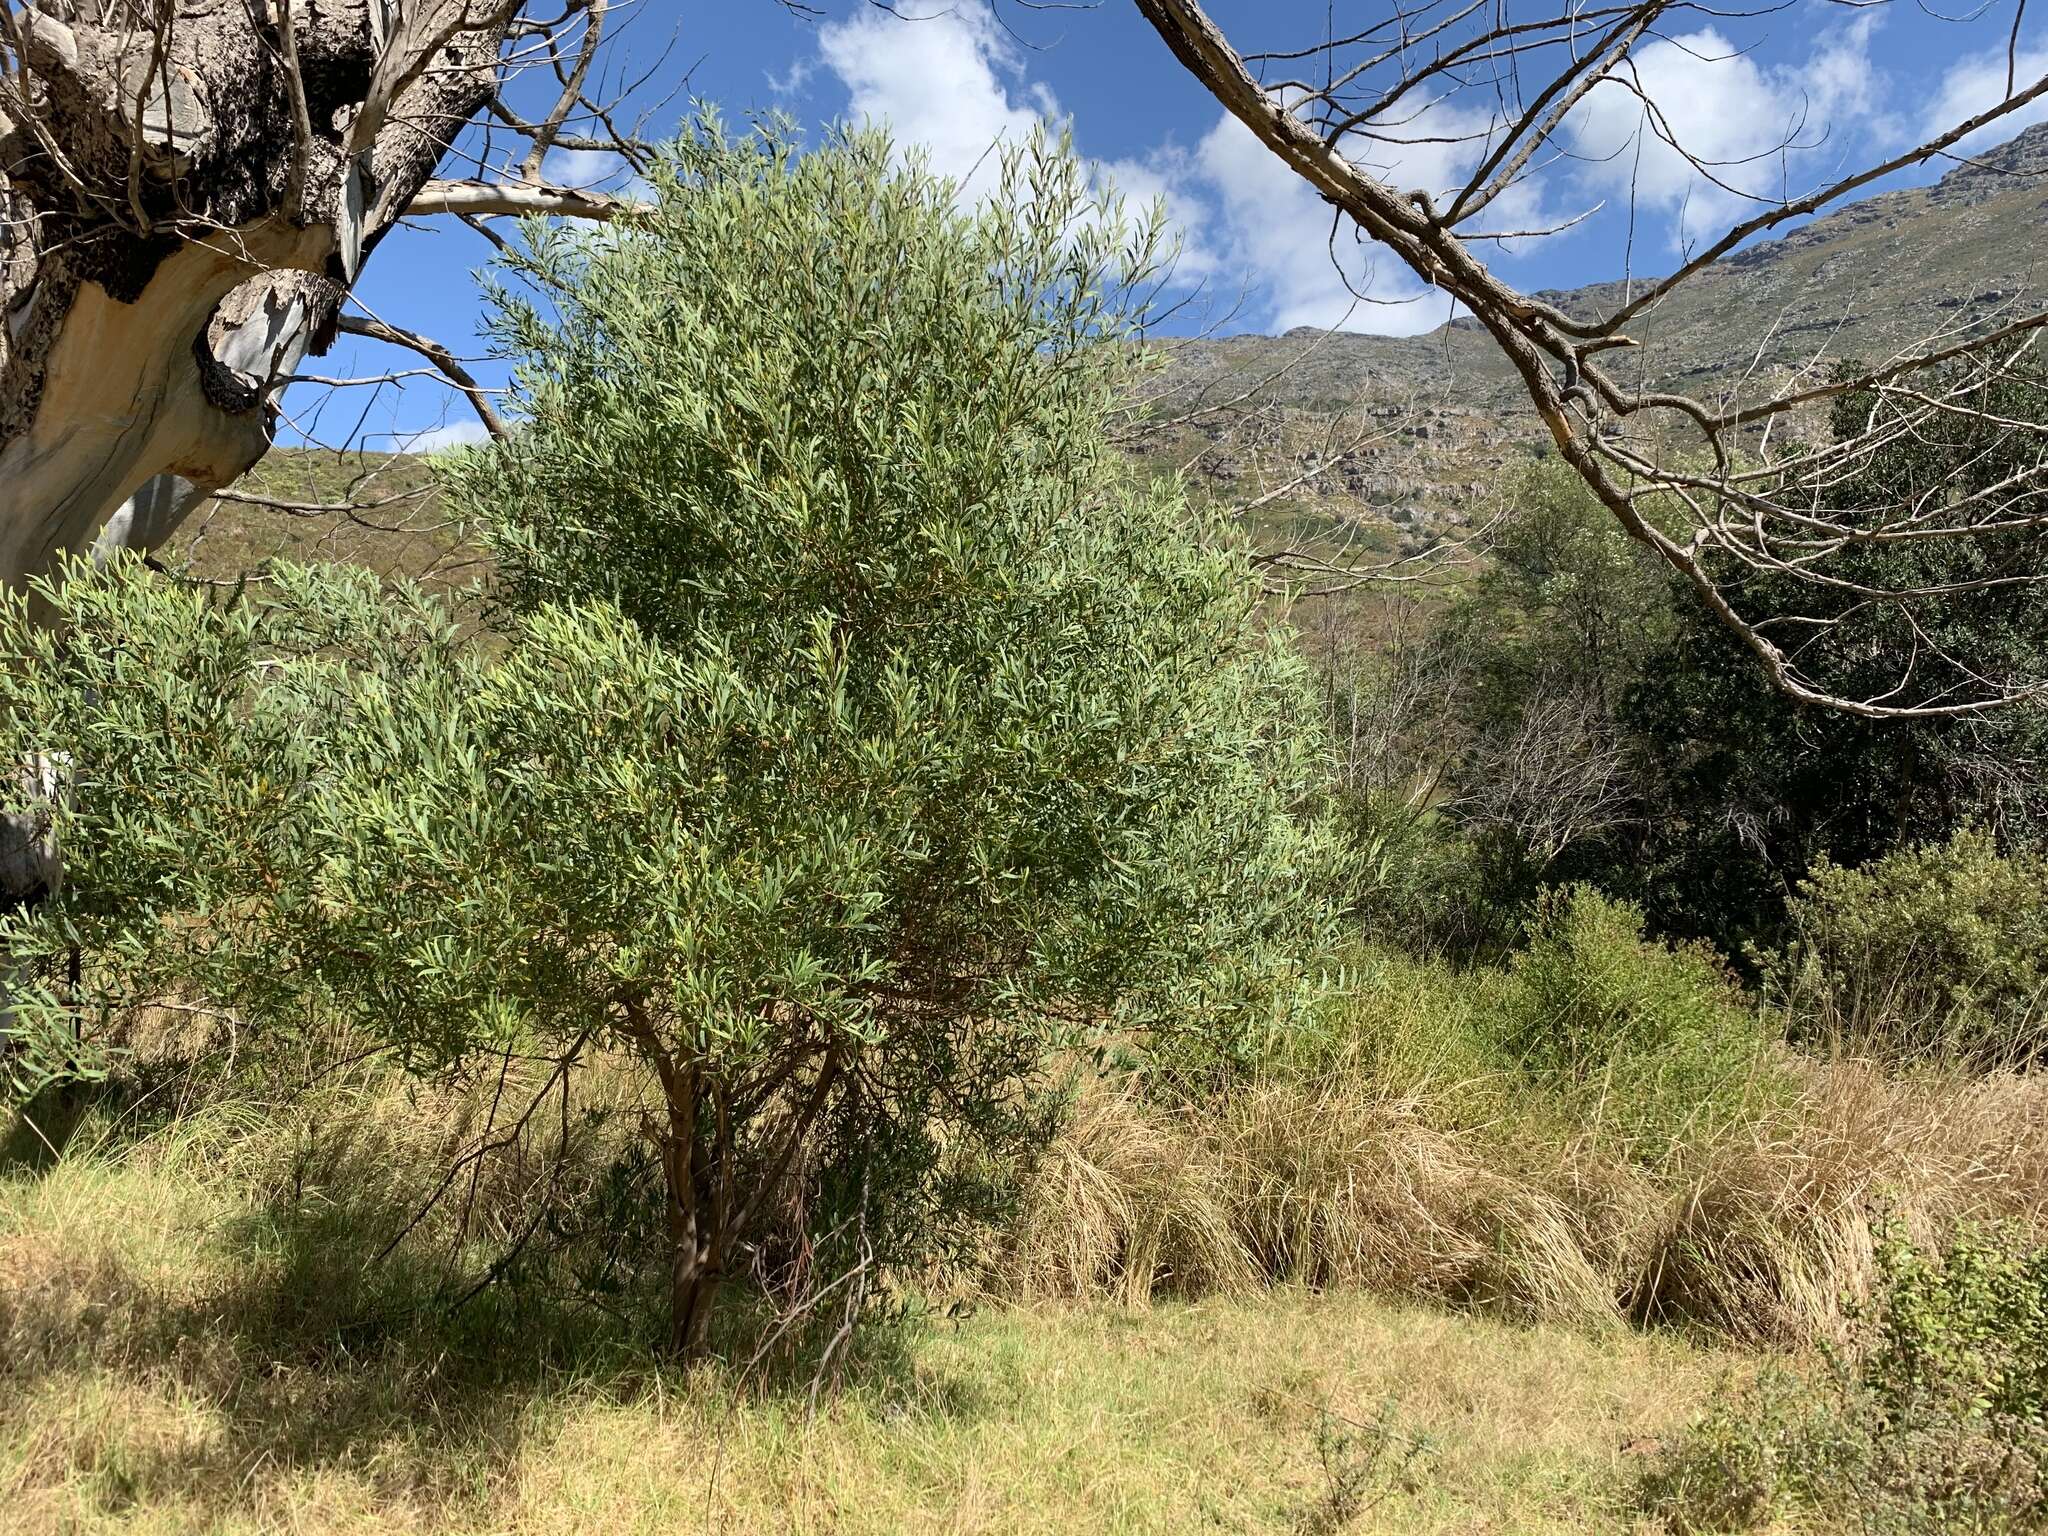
xmin=1001 ymin=1079 xmax=1617 ymax=1328
xmin=1634 ymin=1058 xmax=2048 ymax=1345
xmin=1000 ymin=1088 xmax=1256 ymax=1305
xmin=1000 ymin=1058 xmax=2048 ymax=1348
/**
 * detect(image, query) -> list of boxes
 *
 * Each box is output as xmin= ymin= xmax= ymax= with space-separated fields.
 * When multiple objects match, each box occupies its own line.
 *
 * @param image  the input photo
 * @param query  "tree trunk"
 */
xmin=0 ymin=0 xmax=506 ymax=600
xmin=0 ymin=0 xmax=511 ymax=926
xmin=669 ymin=1242 xmax=723 ymax=1362
xmin=658 ymin=1070 xmax=726 ymax=1362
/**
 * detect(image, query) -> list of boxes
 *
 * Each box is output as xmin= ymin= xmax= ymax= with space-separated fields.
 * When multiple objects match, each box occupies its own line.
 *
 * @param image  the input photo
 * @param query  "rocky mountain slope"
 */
xmin=171 ymin=123 xmax=2047 ymax=583
xmin=1138 ymin=121 xmax=2048 ymax=561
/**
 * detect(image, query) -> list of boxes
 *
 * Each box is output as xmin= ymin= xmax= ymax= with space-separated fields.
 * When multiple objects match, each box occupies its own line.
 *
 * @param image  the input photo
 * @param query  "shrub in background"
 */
xmin=1500 ymin=886 xmax=1780 ymax=1157
xmin=1326 ymin=789 xmax=1512 ymax=963
xmin=1648 ymin=1221 xmax=2048 ymax=1533
xmin=1609 ymin=367 xmax=2048 ymax=962
xmin=1766 ymin=829 xmax=2048 ymax=1067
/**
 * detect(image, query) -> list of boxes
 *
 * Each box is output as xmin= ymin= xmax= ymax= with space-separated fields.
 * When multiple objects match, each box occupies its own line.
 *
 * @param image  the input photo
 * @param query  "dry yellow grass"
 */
xmin=1002 ymin=1057 xmax=2048 ymax=1348
xmin=3 ymin=1295 xmax=1717 ymax=1533
xmin=0 ymin=1094 xmax=1722 ymax=1535
xmin=1632 ymin=1056 xmax=2048 ymax=1344
xmin=12 ymin=1029 xmax=2048 ymax=1532
xmin=1004 ymin=1082 xmax=1619 ymax=1328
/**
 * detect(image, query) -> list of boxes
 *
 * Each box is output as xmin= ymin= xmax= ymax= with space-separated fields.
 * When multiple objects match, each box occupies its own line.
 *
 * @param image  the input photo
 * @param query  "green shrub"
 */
xmin=1329 ymin=788 xmax=1515 ymax=964
xmin=1260 ymin=942 xmax=1514 ymax=1120
xmin=1647 ymin=1221 xmax=2048 ymax=1533
xmin=1765 ymin=830 xmax=2048 ymax=1066
xmin=1501 ymin=886 xmax=1779 ymax=1156
xmin=0 ymin=123 xmax=1339 ymax=1358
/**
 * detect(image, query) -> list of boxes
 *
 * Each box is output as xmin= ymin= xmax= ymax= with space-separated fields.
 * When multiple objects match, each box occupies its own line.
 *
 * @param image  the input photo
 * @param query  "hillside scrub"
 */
xmin=1000 ymin=925 xmax=2048 ymax=1350
xmin=0 ymin=125 xmax=1339 ymax=1359
xmin=1647 ymin=1221 xmax=2048 ymax=1532
xmin=13 ymin=882 xmax=2048 ymax=1531
xmin=1767 ymin=830 xmax=2048 ymax=1067
xmin=1321 ymin=373 xmax=2048 ymax=967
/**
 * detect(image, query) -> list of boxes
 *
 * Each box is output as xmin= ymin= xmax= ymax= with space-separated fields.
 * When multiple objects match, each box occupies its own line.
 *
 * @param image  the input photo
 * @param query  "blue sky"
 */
xmin=301 ymin=0 xmax=2046 ymax=451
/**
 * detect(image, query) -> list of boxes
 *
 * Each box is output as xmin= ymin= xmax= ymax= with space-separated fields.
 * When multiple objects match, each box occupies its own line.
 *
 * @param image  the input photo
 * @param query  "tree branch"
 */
xmin=337 ymin=314 xmax=507 ymax=440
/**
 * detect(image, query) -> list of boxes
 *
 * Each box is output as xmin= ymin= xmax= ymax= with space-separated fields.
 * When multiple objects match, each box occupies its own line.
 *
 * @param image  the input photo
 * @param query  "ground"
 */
xmin=5 ymin=1197 xmax=1725 ymax=1534
xmin=0 ymin=1086 xmax=1766 ymax=1535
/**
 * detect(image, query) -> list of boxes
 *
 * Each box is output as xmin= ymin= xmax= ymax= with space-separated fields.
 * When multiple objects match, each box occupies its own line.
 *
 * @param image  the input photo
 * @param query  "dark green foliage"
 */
xmin=1313 ymin=464 xmax=1674 ymax=963
xmin=1647 ymin=1222 xmax=2048 ymax=1533
xmin=1324 ymin=789 xmax=1508 ymax=963
xmin=1335 ymin=365 xmax=2048 ymax=968
xmin=1766 ymin=830 xmax=2048 ymax=1065
xmin=1428 ymin=463 xmax=1673 ymax=925
xmin=1443 ymin=459 xmax=1675 ymax=729
xmin=1607 ymin=364 xmax=2048 ymax=954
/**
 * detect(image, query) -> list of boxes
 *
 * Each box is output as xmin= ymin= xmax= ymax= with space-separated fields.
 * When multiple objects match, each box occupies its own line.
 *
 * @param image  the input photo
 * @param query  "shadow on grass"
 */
xmin=0 ymin=1093 xmax=964 ymax=1526
xmin=0 ymin=1079 xmax=96 ymax=1173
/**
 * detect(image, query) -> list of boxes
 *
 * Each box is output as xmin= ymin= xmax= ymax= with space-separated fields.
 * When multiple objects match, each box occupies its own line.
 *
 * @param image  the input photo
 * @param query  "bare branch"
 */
xmin=408 ymin=177 xmax=643 ymax=220
xmin=337 ymin=314 xmax=508 ymax=440
xmin=1133 ymin=0 xmax=2048 ymax=717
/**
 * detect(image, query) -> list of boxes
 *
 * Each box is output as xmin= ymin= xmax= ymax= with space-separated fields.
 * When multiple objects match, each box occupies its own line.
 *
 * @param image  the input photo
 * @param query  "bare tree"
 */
xmin=0 ymin=0 xmax=652 ymax=607
xmin=1451 ymin=691 xmax=1636 ymax=870
xmin=1132 ymin=0 xmax=2048 ymax=717
xmin=1313 ymin=590 xmax=1473 ymax=813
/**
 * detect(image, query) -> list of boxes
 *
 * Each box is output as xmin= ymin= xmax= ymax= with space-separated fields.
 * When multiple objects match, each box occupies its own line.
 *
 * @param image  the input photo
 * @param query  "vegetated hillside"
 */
xmin=1514 ymin=119 xmax=2048 ymax=398
xmin=175 ymin=122 xmax=2045 ymax=586
xmin=162 ymin=447 xmax=475 ymax=589
xmin=1139 ymin=120 xmax=2048 ymax=560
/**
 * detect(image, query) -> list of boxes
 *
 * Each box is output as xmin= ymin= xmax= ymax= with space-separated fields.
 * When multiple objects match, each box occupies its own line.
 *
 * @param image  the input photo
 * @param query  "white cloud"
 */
xmin=795 ymin=4 xmax=1916 ymax=328
xmin=1566 ymin=19 xmax=1886 ymax=250
xmin=811 ymin=1 xmax=1452 ymax=334
xmin=1095 ymin=146 xmax=1223 ymax=285
xmin=539 ymin=144 xmax=652 ymax=207
xmin=396 ymin=420 xmax=492 ymax=454
xmin=1196 ymin=113 xmax=1453 ymax=335
xmin=541 ymin=146 xmax=628 ymax=187
xmin=1921 ymin=45 xmax=2048 ymax=153
xmin=820 ymin=1 xmax=1051 ymax=199
xmin=766 ymin=55 xmax=816 ymax=99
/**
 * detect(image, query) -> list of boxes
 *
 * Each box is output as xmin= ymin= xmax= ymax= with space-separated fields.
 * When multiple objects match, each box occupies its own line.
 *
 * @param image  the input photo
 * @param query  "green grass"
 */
xmin=0 ymin=1095 xmax=1727 ymax=1534
xmin=13 ymin=938 xmax=2048 ymax=1531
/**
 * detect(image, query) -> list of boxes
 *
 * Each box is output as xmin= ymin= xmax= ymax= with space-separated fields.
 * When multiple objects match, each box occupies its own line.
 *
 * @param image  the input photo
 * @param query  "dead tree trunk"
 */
xmin=0 ymin=1 xmax=513 ymax=595
xmin=0 ymin=0 xmax=643 ymax=910
xmin=1 ymin=0 xmax=640 ymax=585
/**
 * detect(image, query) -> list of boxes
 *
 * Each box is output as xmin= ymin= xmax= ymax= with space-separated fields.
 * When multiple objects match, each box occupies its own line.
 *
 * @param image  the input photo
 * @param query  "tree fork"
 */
xmin=0 ymin=0 xmax=517 ymax=598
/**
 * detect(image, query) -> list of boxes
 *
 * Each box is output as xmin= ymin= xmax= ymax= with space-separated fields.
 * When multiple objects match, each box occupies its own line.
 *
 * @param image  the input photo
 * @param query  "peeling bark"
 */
xmin=0 ymin=0 xmax=549 ymax=930
xmin=0 ymin=0 xmax=508 ymax=599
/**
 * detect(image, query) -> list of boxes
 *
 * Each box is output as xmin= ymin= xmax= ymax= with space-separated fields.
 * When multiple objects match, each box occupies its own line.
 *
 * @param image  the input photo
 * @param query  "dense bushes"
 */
xmin=1325 ymin=789 xmax=1507 ymax=961
xmin=1768 ymin=830 xmax=2048 ymax=1066
xmin=1649 ymin=1222 xmax=2048 ymax=1532
xmin=1501 ymin=887 xmax=1780 ymax=1155
xmin=1320 ymin=367 xmax=2048 ymax=967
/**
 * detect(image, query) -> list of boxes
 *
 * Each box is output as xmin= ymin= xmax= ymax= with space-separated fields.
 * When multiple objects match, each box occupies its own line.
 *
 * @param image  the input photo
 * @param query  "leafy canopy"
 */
xmin=1 ymin=122 xmax=1339 ymax=1346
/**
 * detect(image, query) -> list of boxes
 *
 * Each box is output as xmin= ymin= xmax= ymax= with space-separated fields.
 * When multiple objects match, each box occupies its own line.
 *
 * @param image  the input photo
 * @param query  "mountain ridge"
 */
xmin=1140 ymin=120 xmax=2048 ymax=558
xmin=171 ymin=123 xmax=2048 ymax=585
